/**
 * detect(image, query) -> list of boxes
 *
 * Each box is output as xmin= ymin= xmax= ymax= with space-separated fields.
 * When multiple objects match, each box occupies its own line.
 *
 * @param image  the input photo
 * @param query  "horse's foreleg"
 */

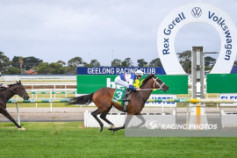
xmin=100 ymin=106 xmax=114 ymax=129
xmin=133 ymin=114 xmax=146 ymax=128
xmin=0 ymin=107 xmax=21 ymax=129
xmin=91 ymin=109 xmax=104 ymax=132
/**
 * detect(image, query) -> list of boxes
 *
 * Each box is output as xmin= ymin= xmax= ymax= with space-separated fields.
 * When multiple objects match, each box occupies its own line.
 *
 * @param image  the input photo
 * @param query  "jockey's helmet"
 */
xmin=135 ymin=70 xmax=144 ymax=77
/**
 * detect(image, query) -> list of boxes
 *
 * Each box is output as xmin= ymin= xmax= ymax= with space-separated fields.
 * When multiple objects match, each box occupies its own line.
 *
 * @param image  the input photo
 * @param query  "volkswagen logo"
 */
xmin=191 ymin=7 xmax=202 ymax=18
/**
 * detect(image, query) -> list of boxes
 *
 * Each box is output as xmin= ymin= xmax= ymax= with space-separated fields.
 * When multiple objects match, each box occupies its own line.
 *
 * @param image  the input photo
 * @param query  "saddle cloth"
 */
xmin=111 ymin=87 xmax=126 ymax=106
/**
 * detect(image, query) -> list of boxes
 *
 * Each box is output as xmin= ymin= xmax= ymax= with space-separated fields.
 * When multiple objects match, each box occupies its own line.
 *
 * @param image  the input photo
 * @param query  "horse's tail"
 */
xmin=69 ymin=93 xmax=94 ymax=105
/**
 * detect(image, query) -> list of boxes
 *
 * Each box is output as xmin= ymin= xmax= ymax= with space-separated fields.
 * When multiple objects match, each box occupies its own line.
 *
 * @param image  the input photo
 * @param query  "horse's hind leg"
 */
xmin=100 ymin=106 xmax=114 ymax=129
xmin=0 ymin=106 xmax=22 ymax=129
xmin=91 ymin=109 xmax=104 ymax=132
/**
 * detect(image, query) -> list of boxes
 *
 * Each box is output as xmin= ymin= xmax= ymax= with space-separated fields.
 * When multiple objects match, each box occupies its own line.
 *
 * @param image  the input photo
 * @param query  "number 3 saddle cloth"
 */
xmin=111 ymin=87 xmax=127 ymax=106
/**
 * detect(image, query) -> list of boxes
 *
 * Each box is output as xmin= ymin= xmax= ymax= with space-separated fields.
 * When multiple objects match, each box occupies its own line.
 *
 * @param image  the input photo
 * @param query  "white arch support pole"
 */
xmin=189 ymin=46 xmax=207 ymax=129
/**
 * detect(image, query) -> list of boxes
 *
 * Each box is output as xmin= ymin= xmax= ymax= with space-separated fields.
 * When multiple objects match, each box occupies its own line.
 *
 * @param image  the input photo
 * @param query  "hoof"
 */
xmin=99 ymin=126 xmax=104 ymax=132
xmin=108 ymin=128 xmax=116 ymax=132
xmin=19 ymin=127 xmax=26 ymax=131
xmin=110 ymin=124 xmax=115 ymax=129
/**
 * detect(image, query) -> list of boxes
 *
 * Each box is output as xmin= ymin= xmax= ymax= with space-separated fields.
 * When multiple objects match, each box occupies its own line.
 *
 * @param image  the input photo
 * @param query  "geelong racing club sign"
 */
xmin=157 ymin=3 xmax=237 ymax=74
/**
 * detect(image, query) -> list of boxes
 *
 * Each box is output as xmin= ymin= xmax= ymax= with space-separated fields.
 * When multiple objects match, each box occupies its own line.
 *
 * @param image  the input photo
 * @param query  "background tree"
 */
xmin=137 ymin=59 xmax=148 ymax=67
xmin=205 ymin=56 xmax=216 ymax=67
xmin=82 ymin=62 xmax=89 ymax=67
xmin=49 ymin=63 xmax=65 ymax=74
xmin=111 ymin=59 xmax=122 ymax=67
xmin=121 ymin=58 xmax=133 ymax=67
xmin=234 ymin=61 xmax=237 ymax=66
xmin=12 ymin=56 xmax=21 ymax=68
xmin=67 ymin=57 xmax=83 ymax=74
xmin=56 ymin=60 xmax=66 ymax=66
xmin=68 ymin=57 xmax=83 ymax=67
xmin=35 ymin=62 xmax=51 ymax=74
xmin=0 ymin=51 xmax=11 ymax=73
xmin=83 ymin=60 xmax=100 ymax=67
xmin=18 ymin=57 xmax=23 ymax=74
xmin=12 ymin=56 xmax=42 ymax=70
xmin=205 ymin=56 xmax=216 ymax=71
xmin=6 ymin=66 xmax=21 ymax=74
xmin=24 ymin=56 xmax=42 ymax=70
xmin=89 ymin=59 xmax=100 ymax=67
xmin=149 ymin=58 xmax=162 ymax=67
xmin=178 ymin=50 xmax=191 ymax=74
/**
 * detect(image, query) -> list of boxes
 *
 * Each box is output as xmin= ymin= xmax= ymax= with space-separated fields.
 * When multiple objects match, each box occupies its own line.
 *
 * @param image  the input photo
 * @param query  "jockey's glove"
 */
xmin=128 ymin=85 xmax=136 ymax=91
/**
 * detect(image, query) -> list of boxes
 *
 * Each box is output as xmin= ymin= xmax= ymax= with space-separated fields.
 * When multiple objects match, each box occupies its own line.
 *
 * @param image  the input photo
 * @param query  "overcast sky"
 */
xmin=0 ymin=0 xmax=236 ymax=66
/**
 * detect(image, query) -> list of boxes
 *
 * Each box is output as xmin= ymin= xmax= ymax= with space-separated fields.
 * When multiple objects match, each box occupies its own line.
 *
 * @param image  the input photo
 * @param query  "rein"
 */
xmin=137 ymin=77 xmax=164 ymax=91
xmin=137 ymin=88 xmax=161 ymax=91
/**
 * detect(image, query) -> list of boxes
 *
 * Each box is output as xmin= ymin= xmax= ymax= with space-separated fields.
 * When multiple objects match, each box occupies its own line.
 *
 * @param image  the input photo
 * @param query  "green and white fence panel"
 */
xmin=8 ymin=99 xmax=71 ymax=103
xmin=207 ymin=74 xmax=237 ymax=128
xmin=28 ymin=90 xmax=77 ymax=99
xmin=207 ymin=74 xmax=237 ymax=106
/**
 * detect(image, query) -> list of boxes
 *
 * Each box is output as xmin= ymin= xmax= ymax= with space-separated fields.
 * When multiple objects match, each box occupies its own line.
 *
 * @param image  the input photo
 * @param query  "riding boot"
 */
xmin=123 ymin=89 xmax=131 ymax=112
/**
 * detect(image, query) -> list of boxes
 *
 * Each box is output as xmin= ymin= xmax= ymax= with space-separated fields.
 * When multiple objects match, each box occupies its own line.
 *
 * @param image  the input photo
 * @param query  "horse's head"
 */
xmin=151 ymin=75 xmax=169 ymax=92
xmin=140 ymin=74 xmax=169 ymax=92
xmin=9 ymin=81 xmax=29 ymax=100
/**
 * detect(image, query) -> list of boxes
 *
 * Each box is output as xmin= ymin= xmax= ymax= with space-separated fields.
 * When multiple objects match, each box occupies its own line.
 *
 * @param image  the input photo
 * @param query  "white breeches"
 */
xmin=114 ymin=76 xmax=129 ymax=88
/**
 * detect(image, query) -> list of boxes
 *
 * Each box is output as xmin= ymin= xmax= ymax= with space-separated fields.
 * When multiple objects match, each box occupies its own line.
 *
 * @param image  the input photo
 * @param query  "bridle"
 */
xmin=152 ymin=77 xmax=165 ymax=90
xmin=137 ymin=76 xmax=165 ymax=91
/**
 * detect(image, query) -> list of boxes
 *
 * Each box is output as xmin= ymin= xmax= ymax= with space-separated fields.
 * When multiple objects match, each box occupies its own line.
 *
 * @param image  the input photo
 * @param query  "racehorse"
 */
xmin=0 ymin=81 xmax=29 ymax=130
xmin=70 ymin=74 xmax=169 ymax=132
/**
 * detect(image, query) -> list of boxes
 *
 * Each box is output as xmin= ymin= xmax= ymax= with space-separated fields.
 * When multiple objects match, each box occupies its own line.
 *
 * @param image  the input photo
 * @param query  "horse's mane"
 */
xmin=8 ymin=83 xmax=18 ymax=87
xmin=140 ymin=74 xmax=155 ymax=87
xmin=8 ymin=81 xmax=21 ymax=87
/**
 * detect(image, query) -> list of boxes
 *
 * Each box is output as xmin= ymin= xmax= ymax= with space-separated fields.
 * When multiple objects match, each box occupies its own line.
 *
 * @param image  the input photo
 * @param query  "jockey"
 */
xmin=0 ymin=83 xmax=8 ymax=88
xmin=115 ymin=70 xmax=144 ymax=91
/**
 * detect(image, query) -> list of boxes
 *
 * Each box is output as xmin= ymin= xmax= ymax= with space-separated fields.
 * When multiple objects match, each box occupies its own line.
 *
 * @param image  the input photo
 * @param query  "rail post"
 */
xmin=16 ymin=103 xmax=21 ymax=125
xmin=50 ymin=90 xmax=53 ymax=112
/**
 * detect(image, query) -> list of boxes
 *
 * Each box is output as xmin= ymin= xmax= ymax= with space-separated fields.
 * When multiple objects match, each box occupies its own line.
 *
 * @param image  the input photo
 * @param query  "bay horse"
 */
xmin=70 ymin=74 xmax=169 ymax=132
xmin=0 ymin=81 xmax=29 ymax=130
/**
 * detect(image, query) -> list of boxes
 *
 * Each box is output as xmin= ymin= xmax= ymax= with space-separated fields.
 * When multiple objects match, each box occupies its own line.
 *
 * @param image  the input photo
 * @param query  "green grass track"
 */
xmin=0 ymin=122 xmax=237 ymax=158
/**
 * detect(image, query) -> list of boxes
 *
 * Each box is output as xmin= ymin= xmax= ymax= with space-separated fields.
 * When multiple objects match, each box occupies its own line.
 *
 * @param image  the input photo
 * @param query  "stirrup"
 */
xmin=126 ymin=89 xmax=132 ymax=95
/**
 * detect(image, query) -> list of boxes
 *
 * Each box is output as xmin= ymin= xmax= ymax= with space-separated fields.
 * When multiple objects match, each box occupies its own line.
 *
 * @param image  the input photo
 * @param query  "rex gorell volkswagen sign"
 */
xmin=157 ymin=3 xmax=237 ymax=75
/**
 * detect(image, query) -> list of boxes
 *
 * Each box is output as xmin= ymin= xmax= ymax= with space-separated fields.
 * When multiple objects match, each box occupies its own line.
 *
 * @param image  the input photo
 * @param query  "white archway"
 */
xmin=157 ymin=3 xmax=237 ymax=74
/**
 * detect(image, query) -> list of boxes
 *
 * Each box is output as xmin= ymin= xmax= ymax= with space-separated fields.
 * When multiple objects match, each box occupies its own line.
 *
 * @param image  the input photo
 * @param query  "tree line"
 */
xmin=0 ymin=51 xmax=163 ymax=75
xmin=0 ymin=50 xmax=236 ymax=75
